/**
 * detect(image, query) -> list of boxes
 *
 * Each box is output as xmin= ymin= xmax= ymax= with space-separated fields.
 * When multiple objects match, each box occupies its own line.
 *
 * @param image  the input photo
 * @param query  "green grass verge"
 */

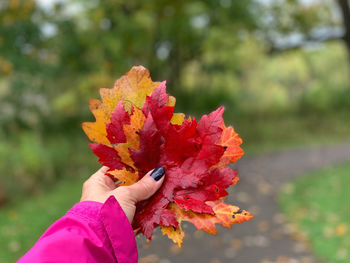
xmin=279 ymin=162 xmax=350 ymax=263
xmin=0 ymin=178 xmax=83 ymax=262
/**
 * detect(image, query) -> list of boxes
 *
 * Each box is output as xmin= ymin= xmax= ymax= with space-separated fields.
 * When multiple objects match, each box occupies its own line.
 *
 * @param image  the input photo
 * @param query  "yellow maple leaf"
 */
xmin=82 ymin=66 xmax=159 ymax=145
xmin=170 ymin=113 xmax=185 ymax=125
xmin=161 ymin=225 xmax=185 ymax=247
xmin=82 ymin=99 xmax=110 ymax=145
xmin=111 ymin=107 xmax=146 ymax=169
xmin=107 ymin=168 xmax=139 ymax=186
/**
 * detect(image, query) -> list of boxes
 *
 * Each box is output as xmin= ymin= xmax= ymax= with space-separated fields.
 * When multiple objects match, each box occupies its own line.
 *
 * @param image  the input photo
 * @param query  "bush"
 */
xmin=0 ymin=131 xmax=97 ymax=202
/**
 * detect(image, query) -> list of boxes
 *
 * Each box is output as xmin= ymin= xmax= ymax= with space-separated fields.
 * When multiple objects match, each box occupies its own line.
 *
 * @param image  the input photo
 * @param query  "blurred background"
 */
xmin=0 ymin=0 xmax=350 ymax=262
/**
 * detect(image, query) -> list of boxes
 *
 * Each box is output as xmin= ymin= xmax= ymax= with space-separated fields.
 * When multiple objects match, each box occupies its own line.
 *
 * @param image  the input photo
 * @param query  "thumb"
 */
xmin=126 ymin=166 xmax=165 ymax=202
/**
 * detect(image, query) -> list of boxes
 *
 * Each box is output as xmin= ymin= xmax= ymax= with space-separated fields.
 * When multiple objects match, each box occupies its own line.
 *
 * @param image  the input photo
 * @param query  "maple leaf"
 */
xmin=170 ymin=113 xmax=185 ymax=125
xmin=110 ymin=106 xmax=147 ymax=169
xmin=216 ymin=123 xmax=244 ymax=168
xmin=142 ymin=82 xmax=174 ymax=133
xmin=107 ymin=168 xmax=139 ymax=186
xmin=163 ymin=200 xmax=253 ymax=247
xmin=161 ymin=224 xmax=185 ymax=247
xmin=82 ymin=66 xmax=159 ymax=145
xmin=173 ymin=168 xmax=238 ymax=214
xmin=130 ymin=113 xmax=162 ymax=172
xmin=89 ymin=143 xmax=126 ymax=170
xmin=83 ymin=65 xmax=253 ymax=247
xmin=106 ymin=101 xmax=130 ymax=144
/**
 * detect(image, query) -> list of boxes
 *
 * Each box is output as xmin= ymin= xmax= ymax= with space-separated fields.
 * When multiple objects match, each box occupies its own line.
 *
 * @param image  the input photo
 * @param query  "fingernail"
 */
xmin=150 ymin=166 xmax=165 ymax=181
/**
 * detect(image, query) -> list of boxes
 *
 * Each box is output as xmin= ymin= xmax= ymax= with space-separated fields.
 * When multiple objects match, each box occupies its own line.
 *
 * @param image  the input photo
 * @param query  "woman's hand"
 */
xmin=80 ymin=166 xmax=165 ymax=223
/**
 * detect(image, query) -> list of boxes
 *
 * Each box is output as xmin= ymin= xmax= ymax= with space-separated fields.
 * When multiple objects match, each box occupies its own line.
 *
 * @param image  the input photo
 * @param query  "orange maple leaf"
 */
xmin=216 ymin=123 xmax=244 ymax=168
xmin=162 ymin=200 xmax=253 ymax=247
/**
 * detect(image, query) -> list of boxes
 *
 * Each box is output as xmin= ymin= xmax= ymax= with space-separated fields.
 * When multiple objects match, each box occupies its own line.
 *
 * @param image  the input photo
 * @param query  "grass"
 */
xmin=279 ymin=162 xmax=350 ymax=263
xmin=0 ymin=178 xmax=84 ymax=262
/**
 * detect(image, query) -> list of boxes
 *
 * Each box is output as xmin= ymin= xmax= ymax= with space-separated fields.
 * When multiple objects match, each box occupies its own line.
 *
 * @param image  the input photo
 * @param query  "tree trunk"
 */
xmin=338 ymin=0 xmax=350 ymax=60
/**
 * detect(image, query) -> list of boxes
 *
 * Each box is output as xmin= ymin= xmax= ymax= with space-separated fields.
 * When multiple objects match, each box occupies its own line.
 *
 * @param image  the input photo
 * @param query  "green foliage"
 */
xmin=179 ymin=40 xmax=349 ymax=115
xmin=0 ymin=132 xmax=98 ymax=202
xmin=279 ymin=163 xmax=350 ymax=263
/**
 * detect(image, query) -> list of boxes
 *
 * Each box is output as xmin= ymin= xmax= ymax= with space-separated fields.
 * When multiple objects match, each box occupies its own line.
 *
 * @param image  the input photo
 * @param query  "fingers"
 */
xmin=90 ymin=166 xmax=109 ymax=178
xmin=97 ymin=166 xmax=109 ymax=174
xmin=86 ymin=166 xmax=115 ymax=188
xmin=123 ymin=166 xmax=165 ymax=203
xmin=88 ymin=166 xmax=109 ymax=179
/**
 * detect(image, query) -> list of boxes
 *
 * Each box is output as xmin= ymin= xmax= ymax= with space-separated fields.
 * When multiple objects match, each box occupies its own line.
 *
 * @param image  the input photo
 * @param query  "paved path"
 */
xmin=136 ymin=143 xmax=350 ymax=263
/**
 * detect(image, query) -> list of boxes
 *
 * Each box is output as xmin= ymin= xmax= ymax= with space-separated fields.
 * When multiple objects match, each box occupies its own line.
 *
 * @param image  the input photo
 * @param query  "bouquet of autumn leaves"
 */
xmin=82 ymin=66 xmax=253 ymax=247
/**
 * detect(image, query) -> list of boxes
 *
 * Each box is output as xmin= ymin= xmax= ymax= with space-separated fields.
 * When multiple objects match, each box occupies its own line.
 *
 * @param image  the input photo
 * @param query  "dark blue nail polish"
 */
xmin=150 ymin=166 xmax=165 ymax=181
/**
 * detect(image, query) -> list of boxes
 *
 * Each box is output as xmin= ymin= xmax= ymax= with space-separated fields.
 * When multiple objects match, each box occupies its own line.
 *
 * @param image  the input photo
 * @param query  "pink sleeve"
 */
xmin=18 ymin=196 xmax=138 ymax=263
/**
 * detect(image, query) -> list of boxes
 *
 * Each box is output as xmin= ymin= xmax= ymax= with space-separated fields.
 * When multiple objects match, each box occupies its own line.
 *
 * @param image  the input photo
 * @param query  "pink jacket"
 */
xmin=18 ymin=196 xmax=138 ymax=263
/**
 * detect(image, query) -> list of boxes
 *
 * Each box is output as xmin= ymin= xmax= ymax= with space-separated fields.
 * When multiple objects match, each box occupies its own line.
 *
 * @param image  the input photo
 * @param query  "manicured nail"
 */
xmin=150 ymin=166 xmax=165 ymax=181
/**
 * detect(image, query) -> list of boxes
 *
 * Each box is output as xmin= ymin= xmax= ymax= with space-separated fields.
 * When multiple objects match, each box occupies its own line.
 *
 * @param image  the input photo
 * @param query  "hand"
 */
xmin=80 ymin=166 xmax=165 ymax=223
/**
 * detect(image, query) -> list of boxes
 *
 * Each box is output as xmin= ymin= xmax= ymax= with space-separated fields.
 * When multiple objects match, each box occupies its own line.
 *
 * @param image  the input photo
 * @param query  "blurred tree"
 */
xmin=1 ymin=0 xmax=348 ymax=124
xmin=261 ymin=0 xmax=350 ymax=61
xmin=0 ymin=0 xmax=41 ymax=74
xmin=49 ymin=0 xmax=258 ymax=89
xmin=0 ymin=0 xmax=53 ymax=133
xmin=338 ymin=0 xmax=350 ymax=57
